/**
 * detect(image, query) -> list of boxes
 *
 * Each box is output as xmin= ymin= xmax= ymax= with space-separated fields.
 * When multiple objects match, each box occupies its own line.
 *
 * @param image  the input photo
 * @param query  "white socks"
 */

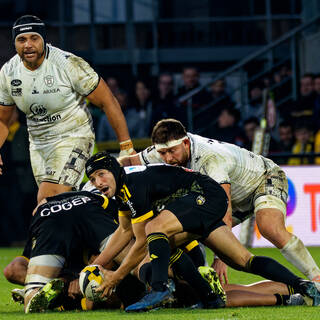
xmin=280 ymin=235 xmax=320 ymax=280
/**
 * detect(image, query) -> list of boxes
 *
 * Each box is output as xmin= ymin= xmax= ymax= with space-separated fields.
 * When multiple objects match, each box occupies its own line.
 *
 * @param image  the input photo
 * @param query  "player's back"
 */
xmin=188 ymin=133 xmax=277 ymax=207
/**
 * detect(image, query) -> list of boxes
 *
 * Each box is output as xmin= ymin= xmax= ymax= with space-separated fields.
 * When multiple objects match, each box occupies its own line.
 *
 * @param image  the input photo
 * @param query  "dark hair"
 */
xmin=220 ymin=106 xmax=240 ymax=123
xmin=301 ymin=73 xmax=315 ymax=80
xmin=243 ymin=117 xmax=260 ymax=127
xmin=151 ymin=119 xmax=187 ymax=144
xmin=279 ymin=120 xmax=293 ymax=129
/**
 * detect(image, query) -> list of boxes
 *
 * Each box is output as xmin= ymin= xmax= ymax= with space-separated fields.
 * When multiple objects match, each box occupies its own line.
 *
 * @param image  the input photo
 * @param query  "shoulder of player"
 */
xmin=46 ymin=45 xmax=82 ymax=70
xmin=0 ymin=54 xmax=20 ymax=76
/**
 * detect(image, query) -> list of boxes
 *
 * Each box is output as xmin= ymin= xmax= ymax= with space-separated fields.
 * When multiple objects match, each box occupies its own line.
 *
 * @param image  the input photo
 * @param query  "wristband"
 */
xmin=119 ymin=139 xmax=133 ymax=151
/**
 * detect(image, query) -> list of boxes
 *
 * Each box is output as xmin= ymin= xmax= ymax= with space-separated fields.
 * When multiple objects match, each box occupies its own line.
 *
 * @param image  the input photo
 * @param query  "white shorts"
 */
xmin=232 ymin=165 xmax=288 ymax=226
xmin=30 ymin=136 xmax=94 ymax=189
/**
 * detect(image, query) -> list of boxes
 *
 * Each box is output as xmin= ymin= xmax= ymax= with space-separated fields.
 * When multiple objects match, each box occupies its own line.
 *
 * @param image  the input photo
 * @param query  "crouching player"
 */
xmin=22 ymin=189 xmax=119 ymax=313
xmin=86 ymin=151 xmax=320 ymax=312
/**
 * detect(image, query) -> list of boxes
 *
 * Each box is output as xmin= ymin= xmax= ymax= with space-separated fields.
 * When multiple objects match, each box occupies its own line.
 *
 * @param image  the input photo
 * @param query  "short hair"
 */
xmin=151 ymin=119 xmax=187 ymax=144
xmin=243 ymin=117 xmax=260 ymax=127
xmin=279 ymin=120 xmax=293 ymax=129
xmin=220 ymin=106 xmax=240 ymax=123
xmin=182 ymin=66 xmax=198 ymax=74
xmin=301 ymin=73 xmax=314 ymax=80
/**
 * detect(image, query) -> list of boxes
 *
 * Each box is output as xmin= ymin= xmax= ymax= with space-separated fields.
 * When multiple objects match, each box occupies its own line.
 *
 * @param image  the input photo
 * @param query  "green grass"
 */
xmin=1 ymin=247 xmax=320 ymax=319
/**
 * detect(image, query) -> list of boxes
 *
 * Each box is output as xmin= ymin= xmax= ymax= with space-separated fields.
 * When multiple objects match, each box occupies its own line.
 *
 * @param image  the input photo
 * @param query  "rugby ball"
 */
xmin=79 ymin=265 xmax=105 ymax=302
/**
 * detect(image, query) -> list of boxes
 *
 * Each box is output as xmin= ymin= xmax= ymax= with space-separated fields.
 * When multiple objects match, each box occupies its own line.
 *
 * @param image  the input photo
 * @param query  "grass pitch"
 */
xmin=1 ymin=247 xmax=320 ymax=320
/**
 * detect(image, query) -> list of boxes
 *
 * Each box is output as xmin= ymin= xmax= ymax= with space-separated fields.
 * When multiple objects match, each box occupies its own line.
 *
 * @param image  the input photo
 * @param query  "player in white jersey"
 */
xmin=0 ymin=15 xmax=135 ymax=203
xmin=120 ymin=118 xmax=320 ymax=286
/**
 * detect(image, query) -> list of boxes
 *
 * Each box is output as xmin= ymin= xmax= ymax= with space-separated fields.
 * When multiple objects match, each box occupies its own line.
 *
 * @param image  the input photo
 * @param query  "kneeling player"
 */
xmin=23 ymin=189 xmax=119 ymax=313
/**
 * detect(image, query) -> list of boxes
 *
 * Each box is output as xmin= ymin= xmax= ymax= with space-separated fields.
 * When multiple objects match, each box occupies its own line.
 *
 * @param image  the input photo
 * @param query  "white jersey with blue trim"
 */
xmin=0 ymin=44 xmax=97 ymax=145
xmin=139 ymin=132 xmax=278 ymax=211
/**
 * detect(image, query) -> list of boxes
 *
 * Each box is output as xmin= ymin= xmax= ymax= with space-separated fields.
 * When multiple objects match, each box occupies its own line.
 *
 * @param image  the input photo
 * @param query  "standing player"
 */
xmin=86 ymin=151 xmax=320 ymax=312
xmin=120 ymin=118 xmax=320 ymax=285
xmin=0 ymin=15 xmax=135 ymax=204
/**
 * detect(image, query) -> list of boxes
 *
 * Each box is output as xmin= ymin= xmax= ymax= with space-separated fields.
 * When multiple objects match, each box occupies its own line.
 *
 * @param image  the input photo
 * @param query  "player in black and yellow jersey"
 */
xmin=86 ymin=151 xmax=320 ymax=312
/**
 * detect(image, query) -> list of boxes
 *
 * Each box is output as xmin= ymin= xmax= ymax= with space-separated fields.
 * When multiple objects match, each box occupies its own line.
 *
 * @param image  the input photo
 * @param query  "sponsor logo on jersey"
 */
xmin=39 ymin=196 xmax=92 ymax=217
xmin=44 ymin=75 xmax=54 ymax=87
xmin=30 ymin=103 xmax=47 ymax=116
xmin=43 ymin=88 xmax=60 ymax=94
xmin=12 ymin=88 xmax=22 ymax=96
xmin=29 ymin=103 xmax=62 ymax=123
xmin=11 ymin=79 xmax=22 ymax=86
xmin=196 ymin=195 xmax=206 ymax=205
xmin=146 ymin=146 xmax=155 ymax=153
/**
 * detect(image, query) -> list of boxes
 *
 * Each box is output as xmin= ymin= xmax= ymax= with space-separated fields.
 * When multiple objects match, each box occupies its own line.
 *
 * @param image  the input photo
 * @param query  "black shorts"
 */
xmin=165 ymin=177 xmax=228 ymax=238
xmin=30 ymin=202 xmax=117 ymax=263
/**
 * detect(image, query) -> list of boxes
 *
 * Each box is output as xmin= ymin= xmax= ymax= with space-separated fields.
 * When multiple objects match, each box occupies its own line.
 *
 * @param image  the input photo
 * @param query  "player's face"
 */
xmin=157 ymin=140 xmax=190 ymax=166
xmin=89 ymin=169 xmax=116 ymax=198
xmin=15 ymin=33 xmax=45 ymax=70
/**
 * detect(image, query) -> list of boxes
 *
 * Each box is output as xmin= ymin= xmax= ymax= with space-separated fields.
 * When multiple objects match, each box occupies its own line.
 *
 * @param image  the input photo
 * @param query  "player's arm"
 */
xmin=97 ymin=219 xmax=148 ymax=297
xmin=0 ymin=105 xmax=16 ymax=174
xmin=86 ymin=78 xmax=135 ymax=155
xmin=93 ymin=214 xmax=133 ymax=268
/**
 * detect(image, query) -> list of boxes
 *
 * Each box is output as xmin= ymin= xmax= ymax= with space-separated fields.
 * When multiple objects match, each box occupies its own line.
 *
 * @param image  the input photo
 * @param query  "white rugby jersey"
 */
xmin=0 ymin=44 xmax=97 ymax=144
xmin=139 ymin=132 xmax=278 ymax=211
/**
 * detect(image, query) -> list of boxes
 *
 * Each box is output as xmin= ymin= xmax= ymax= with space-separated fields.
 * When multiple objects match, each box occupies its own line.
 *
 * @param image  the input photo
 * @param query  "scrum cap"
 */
xmin=85 ymin=151 xmax=123 ymax=183
xmin=12 ymin=15 xmax=46 ymax=47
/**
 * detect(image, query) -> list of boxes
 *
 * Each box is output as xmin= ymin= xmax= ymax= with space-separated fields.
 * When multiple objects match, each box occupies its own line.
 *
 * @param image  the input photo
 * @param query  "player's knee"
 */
xmin=3 ymin=259 xmax=26 ymax=284
xmin=3 ymin=263 xmax=15 ymax=283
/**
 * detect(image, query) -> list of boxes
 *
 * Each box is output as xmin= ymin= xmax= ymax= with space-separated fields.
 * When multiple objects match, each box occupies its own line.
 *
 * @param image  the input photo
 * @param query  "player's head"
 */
xmin=85 ymin=151 xmax=124 ymax=198
xmin=151 ymin=119 xmax=190 ymax=166
xmin=12 ymin=15 xmax=46 ymax=68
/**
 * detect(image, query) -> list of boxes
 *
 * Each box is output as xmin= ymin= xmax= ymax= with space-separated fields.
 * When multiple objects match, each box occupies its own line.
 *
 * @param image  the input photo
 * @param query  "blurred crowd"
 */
xmin=2 ymin=66 xmax=320 ymax=245
xmin=90 ymin=67 xmax=320 ymax=165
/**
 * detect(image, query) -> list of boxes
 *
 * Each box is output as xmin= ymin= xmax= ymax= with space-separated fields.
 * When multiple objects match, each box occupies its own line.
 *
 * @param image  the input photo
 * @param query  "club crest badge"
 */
xmin=196 ymin=195 xmax=206 ymax=205
xmin=44 ymin=75 xmax=54 ymax=87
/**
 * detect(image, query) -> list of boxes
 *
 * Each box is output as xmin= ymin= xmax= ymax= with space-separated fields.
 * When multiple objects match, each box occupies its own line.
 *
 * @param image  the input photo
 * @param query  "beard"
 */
xmin=21 ymin=50 xmax=44 ymax=68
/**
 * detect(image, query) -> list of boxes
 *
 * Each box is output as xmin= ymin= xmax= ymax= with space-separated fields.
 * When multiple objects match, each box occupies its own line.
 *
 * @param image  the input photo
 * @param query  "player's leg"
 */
xmin=4 ymin=256 xmax=29 ymax=285
xmin=203 ymin=225 xmax=320 ymax=305
xmin=256 ymin=207 xmax=320 ymax=282
xmin=24 ymin=255 xmax=65 ymax=313
xmin=254 ymin=165 xmax=320 ymax=281
xmin=30 ymin=137 xmax=94 ymax=203
xmin=224 ymin=280 xmax=289 ymax=295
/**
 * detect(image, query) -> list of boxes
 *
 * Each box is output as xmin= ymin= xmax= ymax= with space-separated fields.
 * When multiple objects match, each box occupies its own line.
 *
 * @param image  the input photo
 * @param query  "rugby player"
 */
xmin=20 ymin=189 xmax=120 ymax=313
xmin=120 ymin=118 xmax=320 ymax=285
xmin=86 ymin=151 xmax=320 ymax=312
xmin=0 ymin=15 xmax=135 ymax=204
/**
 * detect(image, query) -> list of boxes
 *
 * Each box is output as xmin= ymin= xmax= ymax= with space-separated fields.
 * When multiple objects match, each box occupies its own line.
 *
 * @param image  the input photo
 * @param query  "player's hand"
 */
xmin=0 ymin=154 xmax=3 ymax=175
xmin=32 ymin=198 xmax=47 ymax=216
xmin=96 ymin=266 xmax=119 ymax=298
xmin=68 ymin=278 xmax=81 ymax=299
xmin=117 ymin=155 xmax=131 ymax=166
xmin=212 ymin=258 xmax=229 ymax=284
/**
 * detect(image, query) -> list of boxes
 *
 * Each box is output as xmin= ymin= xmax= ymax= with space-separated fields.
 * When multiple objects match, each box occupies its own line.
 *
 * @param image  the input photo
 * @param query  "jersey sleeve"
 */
xmin=0 ymin=66 xmax=15 ymax=106
xmin=199 ymin=154 xmax=230 ymax=185
xmin=67 ymin=55 xmax=100 ymax=96
xmin=139 ymin=145 xmax=164 ymax=165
